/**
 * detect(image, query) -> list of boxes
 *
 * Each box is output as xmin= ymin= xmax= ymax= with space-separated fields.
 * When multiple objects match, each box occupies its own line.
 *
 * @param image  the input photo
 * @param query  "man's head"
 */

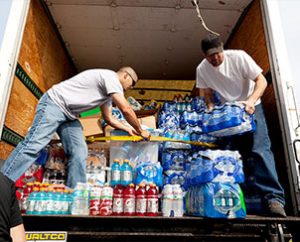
xmin=201 ymin=35 xmax=224 ymax=67
xmin=117 ymin=66 xmax=138 ymax=90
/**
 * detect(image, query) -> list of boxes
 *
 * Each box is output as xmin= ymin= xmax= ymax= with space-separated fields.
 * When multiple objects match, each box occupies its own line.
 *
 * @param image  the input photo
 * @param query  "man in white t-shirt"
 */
xmin=1 ymin=66 xmax=150 ymax=188
xmin=196 ymin=35 xmax=286 ymax=217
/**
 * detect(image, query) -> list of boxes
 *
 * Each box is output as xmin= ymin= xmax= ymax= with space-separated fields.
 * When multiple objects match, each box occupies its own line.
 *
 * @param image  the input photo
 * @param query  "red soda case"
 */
xmin=135 ymin=184 xmax=147 ymax=216
xmin=123 ymin=183 xmax=135 ymax=216
xmin=89 ymin=185 xmax=102 ymax=216
xmin=112 ymin=185 xmax=124 ymax=215
xmin=146 ymin=183 xmax=159 ymax=216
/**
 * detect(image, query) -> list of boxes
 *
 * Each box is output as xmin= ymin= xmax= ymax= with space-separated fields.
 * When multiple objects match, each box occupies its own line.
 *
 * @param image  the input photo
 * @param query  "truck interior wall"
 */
xmin=0 ymin=0 xmax=76 ymax=160
xmin=226 ymin=0 xmax=291 ymax=213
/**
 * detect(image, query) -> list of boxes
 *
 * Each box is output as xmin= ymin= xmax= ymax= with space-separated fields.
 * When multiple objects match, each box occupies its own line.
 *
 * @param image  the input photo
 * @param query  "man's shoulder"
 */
xmin=225 ymin=49 xmax=251 ymax=61
xmin=225 ymin=49 xmax=247 ymax=57
xmin=197 ymin=59 xmax=209 ymax=70
xmin=82 ymin=68 xmax=115 ymax=76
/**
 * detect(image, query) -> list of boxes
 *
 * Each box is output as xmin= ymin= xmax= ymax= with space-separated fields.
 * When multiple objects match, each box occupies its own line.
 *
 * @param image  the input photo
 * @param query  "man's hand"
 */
xmin=241 ymin=100 xmax=255 ymax=114
xmin=140 ymin=129 xmax=151 ymax=141
xmin=207 ymin=103 xmax=215 ymax=112
xmin=126 ymin=127 xmax=138 ymax=136
xmin=125 ymin=127 xmax=151 ymax=141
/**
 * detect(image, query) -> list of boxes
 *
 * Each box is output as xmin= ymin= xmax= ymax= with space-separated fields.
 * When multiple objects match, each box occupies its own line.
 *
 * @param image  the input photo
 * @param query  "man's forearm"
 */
xmin=107 ymin=118 xmax=129 ymax=131
xmin=121 ymin=107 xmax=143 ymax=134
xmin=247 ymin=74 xmax=267 ymax=104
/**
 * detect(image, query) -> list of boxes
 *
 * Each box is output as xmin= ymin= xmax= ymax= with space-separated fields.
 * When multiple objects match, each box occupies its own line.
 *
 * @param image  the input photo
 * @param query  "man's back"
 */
xmin=0 ymin=173 xmax=23 ymax=242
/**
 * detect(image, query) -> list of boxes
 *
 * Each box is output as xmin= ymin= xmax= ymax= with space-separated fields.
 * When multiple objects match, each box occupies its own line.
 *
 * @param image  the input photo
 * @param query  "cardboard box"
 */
xmin=79 ymin=115 xmax=103 ymax=137
xmin=104 ymin=115 xmax=157 ymax=136
xmin=139 ymin=115 xmax=156 ymax=129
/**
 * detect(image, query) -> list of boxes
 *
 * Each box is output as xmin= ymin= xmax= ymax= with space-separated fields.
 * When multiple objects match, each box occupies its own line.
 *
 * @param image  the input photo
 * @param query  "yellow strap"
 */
xmin=86 ymin=135 xmax=216 ymax=148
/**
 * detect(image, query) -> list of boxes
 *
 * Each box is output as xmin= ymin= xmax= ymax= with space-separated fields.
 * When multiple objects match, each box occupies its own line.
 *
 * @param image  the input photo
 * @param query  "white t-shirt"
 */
xmin=196 ymin=50 xmax=263 ymax=105
xmin=48 ymin=69 xmax=123 ymax=119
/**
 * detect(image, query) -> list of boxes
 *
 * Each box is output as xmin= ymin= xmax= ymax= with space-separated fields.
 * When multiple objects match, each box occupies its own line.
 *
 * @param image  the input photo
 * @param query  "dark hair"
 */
xmin=201 ymin=35 xmax=223 ymax=54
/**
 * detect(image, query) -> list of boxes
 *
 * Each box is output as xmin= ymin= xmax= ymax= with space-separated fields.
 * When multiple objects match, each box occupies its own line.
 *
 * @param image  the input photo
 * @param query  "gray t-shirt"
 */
xmin=48 ymin=69 xmax=123 ymax=119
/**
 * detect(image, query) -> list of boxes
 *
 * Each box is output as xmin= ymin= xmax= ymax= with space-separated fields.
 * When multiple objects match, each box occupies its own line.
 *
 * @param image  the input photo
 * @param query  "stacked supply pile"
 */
xmin=159 ymin=96 xmax=217 ymax=144
xmin=107 ymin=130 xmax=162 ymax=216
xmin=158 ymin=95 xmax=211 ymax=217
xmin=185 ymin=150 xmax=246 ymax=218
xmin=157 ymin=95 xmax=256 ymax=218
xmin=158 ymin=95 xmax=217 ymax=193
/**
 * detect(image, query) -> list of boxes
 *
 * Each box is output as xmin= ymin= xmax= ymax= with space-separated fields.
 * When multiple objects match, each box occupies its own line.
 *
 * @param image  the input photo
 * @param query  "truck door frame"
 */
xmin=261 ymin=0 xmax=300 ymax=215
xmin=0 ymin=0 xmax=30 ymax=138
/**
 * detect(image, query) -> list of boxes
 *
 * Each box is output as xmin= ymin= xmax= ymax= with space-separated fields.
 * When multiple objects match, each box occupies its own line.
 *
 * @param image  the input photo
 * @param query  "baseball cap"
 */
xmin=201 ymin=35 xmax=223 ymax=55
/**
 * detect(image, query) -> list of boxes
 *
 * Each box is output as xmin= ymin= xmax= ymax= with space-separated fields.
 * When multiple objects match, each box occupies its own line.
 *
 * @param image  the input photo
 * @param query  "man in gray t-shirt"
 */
xmin=1 ymin=66 xmax=150 ymax=188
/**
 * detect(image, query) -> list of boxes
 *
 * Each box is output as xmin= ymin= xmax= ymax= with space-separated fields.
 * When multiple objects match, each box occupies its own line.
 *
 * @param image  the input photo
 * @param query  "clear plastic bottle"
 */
xmin=111 ymin=159 xmax=121 ymax=186
xmin=71 ymin=182 xmax=90 ymax=215
xmin=121 ymin=159 xmax=133 ymax=186
xmin=162 ymin=184 xmax=173 ymax=217
xmin=172 ymin=184 xmax=183 ymax=217
xmin=42 ymin=169 xmax=51 ymax=184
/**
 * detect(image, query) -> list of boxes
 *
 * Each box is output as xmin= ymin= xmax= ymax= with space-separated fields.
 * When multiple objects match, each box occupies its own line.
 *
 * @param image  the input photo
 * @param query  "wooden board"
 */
xmin=18 ymin=0 xmax=76 ymax=92
xmin=1 ymin=0 xmax=76 ymax=157
xmin=5 ymin=77 xmax=38 ymax=137
xmin=0 ymin=141 xmax=15 ymax=160
xmin=227 ymin=0 xmax=270 ymax=74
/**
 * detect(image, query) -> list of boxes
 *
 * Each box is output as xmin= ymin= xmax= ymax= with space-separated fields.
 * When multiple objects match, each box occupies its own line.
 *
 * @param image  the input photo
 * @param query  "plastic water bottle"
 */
xmin=112 ymin=184 xmax=124 ymax=215
xmin=62 ymin=189 xmax=70 ymax=215
xmin=26 ymin=187 xmax=39 ymax=215
xmin=33 ymin=188 xmax=45 ymax=215
xmin=111 ymin=159 xmax=121 ymax=186
xmin=172 ymin=184 xmax=184 ymax=217
xmin=71 ymin=182 xmax=90 ymax=215
xmin=121 ymin=159 xmax=133 ymax=186
xmin=45 ymin=187 xmax=54 ymax=215
xmin=135 ymin=184 xmax=147 ymax=216
xmin=53 ymin=189 xmax=63 ymax=215
xmin=146 ymin=184 xmax=159 ymax=216
xmin=162 ymin=184 xmax=173 ymax=217
xmin=42 ymin=169 xmax=51 ymax=184
xmin=67 ymin=190 xmax=73 ymax=215
xmin=40 ymin=187 xmax=48 ymax=215
xmin=123 ymin=183 xmax=135 ymax=216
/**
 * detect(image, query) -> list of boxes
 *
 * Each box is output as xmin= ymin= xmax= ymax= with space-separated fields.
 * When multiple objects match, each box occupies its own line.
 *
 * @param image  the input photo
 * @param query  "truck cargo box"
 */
xmin=1 ymin=0 xmax=300 ymax=241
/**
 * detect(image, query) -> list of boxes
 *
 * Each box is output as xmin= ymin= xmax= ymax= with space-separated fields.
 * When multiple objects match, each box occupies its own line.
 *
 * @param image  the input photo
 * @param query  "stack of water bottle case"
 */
xmin=19 ymin=94 xmax=255 ymax=218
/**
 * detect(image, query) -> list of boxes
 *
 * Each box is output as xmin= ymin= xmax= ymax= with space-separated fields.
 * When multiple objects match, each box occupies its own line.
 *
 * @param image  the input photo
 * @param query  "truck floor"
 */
xmin=23 ymin=214 xmax=300 ymax=242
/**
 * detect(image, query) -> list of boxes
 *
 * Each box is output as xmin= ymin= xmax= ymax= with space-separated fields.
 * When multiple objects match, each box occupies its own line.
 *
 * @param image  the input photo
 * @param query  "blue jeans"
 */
xmin=1 ymin=93 xmax=87 ymax=188
xmin=221 ymin=104 xmax=285 ymax=206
